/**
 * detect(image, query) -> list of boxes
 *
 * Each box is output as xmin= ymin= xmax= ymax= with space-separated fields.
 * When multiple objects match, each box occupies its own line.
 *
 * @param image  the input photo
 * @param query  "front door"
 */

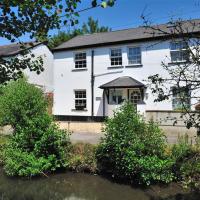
xmin=128 ymin=89 xmax=142 ymax=106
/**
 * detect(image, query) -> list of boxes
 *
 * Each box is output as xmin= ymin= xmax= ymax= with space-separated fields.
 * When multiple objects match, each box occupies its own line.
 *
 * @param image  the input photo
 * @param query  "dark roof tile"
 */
xmin=99 ymin=76 xmax=145 ymax=89
xmin=53 ymin=19 xmax=200 ymax=51
xmin=0 ymin=42 xmax=44 ymax=57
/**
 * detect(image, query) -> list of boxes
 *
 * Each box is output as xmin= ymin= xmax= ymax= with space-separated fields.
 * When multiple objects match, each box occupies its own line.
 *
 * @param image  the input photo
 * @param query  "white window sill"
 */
xmin=108 ymin=104 xmax=122 ymax=105
xmin=168 ymin=61 xmax=188 ymax=65
xmin=107 ymin=66 xmax=124 ymax=69
xmin=72 ymin=68 xmax=88 ymax=72
xmin=125 ymin=64 xmax=143 ymax=68
xmin=71 ymin=109 xmax=88 ymax=112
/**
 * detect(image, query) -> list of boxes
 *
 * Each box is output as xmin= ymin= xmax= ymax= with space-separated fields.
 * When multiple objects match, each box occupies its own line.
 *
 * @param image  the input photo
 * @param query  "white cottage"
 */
xmin=53 ymin=20 xmax=200 ymax=121
xmin=0 ymin=42 xmax=54 ymax=93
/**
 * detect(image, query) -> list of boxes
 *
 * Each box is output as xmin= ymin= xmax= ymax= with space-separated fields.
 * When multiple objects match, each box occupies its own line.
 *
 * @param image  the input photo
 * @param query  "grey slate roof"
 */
xmin=0 ymin=42 xmax=44 ymax=57
xmin=53 ymin=19 xmax=200 ymax=51
xmin=99 ymin=76 xmax=145 ymax=89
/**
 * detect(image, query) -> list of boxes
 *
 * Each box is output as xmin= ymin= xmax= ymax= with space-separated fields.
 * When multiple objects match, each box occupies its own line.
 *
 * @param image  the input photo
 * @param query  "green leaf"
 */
xmin=101 ymin=2 xmax=107 ymax=8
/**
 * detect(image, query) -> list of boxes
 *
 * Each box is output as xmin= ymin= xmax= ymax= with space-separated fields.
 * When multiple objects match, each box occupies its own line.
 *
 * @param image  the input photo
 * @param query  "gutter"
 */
xmin=91 ymin=50 xmax=94 ymax=117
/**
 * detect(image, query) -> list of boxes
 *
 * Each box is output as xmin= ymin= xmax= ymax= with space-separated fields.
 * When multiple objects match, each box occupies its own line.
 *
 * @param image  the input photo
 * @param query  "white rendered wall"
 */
xmin=53 ymin=50 xmax=92 ymax=116
xmin=24 ymin=44 xmax=54 ymax=93
xmin=53 ymin=40 xmax=196 ymax=117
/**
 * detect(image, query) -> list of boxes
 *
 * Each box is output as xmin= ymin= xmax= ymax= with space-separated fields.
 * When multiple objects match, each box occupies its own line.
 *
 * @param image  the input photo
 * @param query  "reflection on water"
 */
xmin=0 ymin=168 xmax=199 ymax=200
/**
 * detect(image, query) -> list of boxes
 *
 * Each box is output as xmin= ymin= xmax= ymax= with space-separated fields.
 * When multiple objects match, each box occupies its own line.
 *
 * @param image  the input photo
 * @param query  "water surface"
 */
xmin=0 ymin=168 xmax=199 ymax=200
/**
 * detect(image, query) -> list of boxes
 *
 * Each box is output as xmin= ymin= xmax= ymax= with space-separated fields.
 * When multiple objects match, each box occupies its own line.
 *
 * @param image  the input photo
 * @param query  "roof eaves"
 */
xmin=1 ymin=42 xmax=45 ymax=58
xmin=99 ymin=76 xmax=146 ymax=89
xmin=52 ymin=35 xmax=168 ymax=52
xmin=100 ymin=85 xmax=145 ymax=89
xmin=52 ymin=19 xmax=200 ymax=52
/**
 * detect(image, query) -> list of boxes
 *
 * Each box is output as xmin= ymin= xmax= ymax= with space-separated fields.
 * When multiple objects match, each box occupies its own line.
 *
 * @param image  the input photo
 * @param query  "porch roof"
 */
xmin=99 ymin=76 xmax=145 ymax=89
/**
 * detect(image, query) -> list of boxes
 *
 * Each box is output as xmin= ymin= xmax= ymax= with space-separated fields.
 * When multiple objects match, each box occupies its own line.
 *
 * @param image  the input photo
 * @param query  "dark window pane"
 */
xmin=172 ymin=87 xmax=191 ymax=110
xmin=75 ymin=52 xmax=87 ymax=69
xmin=170 ymin=41 xmax=189 ymax=62
xmin=110 ymin=49 xmax=122 ymax=66
xmin=128 ymin=47 xmax=141 ymax=64
xmin=75 ymin=90 xmax=87 ymax=110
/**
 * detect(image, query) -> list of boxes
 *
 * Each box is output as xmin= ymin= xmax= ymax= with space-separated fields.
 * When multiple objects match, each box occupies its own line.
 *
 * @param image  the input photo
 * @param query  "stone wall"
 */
xmin=145 ymin=110 xmax=197 ymax=141
xmin=57 ymin=121 xmax=103 ymax=133
xmin=57 ymin=111 xmax=198 ymax=143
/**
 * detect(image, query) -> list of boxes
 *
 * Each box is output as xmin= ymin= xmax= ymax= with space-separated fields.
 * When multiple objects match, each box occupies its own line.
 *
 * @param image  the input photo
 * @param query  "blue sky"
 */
xmin=1 ymin=0 xmax=200 ymax=45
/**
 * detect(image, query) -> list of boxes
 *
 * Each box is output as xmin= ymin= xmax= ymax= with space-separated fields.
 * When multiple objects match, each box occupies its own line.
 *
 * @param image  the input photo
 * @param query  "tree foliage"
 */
xmin=81 ymin=17 xmax=111 ymax=34
xmin=0 ymin=0 xmax=116 ymax=84
xmin=48 ymin=17 xmax=111 ymax=49
xmin=47 ymin=30 xmax=81 ymax=49
xmin=0 ymin=78 xmax=47 ymax=129
xmin=0 ymin=79 xmax=71 ymax=177
xmin=141 ymin=17 xmax=200 ymax=130
xmin=96 ymin=102 xmax=174 ymax=185
xmin=133 ymin=19 xmax=200 ymax=188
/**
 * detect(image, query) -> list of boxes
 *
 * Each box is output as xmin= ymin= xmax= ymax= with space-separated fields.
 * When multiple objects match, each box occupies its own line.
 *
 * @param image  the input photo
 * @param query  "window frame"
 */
xmin=74 ymin=90 xmax=87 ymax=111
xmin=170 ymin=41 xmax=189 ymax=63
xmin=74 ymin=51 xmax=87 ymax=69
xmin=128 ymin=88 xmax=142 ymax=105
xmin=171 ymin=86 xmax=191 ymax=110
xmin=108 ymin=89 xmax=124 ymax=105
xmin=127 ymin=46 xmax=142 ymax=65
xmin=110 ymin=48 xmax=123 ymax=67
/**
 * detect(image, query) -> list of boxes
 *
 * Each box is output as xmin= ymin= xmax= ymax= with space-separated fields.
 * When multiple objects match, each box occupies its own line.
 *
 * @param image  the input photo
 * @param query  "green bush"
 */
xmin=171 ymin=135 xmax=193 ymax=161
xmin=171 ymin=137 xmax=200 ymax=189
xmin=4 ymin=148 xmax=58 ymax=177
xmin=179 ymin=153 xmax=200 ymax=189
xmin=69 ymin=143 xmax=97 ymax=173
xmin=0 ymin=79 xmax=71 ymax=177
xmin=11 ymin=114 xmax=71 ymax=159
xmin=4 ymin=114 xmax=71 ymax=177
xmin=96 ymin=102 xmax=174 ymax=185
xmin=0 ymin=78 xmax=47 ymax=129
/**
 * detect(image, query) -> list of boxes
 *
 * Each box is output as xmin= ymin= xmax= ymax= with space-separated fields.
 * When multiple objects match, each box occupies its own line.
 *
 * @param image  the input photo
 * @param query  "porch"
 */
xmin=99 ymin=76 xmax=147 ymax=117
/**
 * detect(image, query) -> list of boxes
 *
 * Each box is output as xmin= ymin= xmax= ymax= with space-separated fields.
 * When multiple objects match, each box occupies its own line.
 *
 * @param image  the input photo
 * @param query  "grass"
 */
xmin=68 ymin=143 xmax=97 ymax=173
xmin=0 ymin=135 xmax=9 ymax=166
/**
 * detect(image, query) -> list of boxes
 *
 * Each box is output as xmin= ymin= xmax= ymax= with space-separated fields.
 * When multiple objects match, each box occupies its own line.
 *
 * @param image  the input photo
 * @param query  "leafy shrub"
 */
xmin=4 ymin=114 xmax=71 ymax=177
xmin=69 ymin=143 xmax=97 ymax=173
xmin=179 ymin=153 xmax=200 ymax=189
xmin=171 ymin=136 xmax=200 ymax=189
xmin=171 ymin=135 xmax=193 ymax=161
xmin=4 ymin=147 xmax=58 ymax=177
xmin=96 ymin=102 xmax=174 ymax=185
xmin=0 ymin=78 xmax=47 ymax=129
xmin=0 ymin=79 xmax=71 ymax=177
xmin=11 ymin=114 xmax=71 ymax=159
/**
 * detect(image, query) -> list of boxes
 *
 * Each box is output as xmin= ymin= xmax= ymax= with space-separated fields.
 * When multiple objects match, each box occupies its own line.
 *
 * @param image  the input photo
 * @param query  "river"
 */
xmin=0 ymin=168 xmax=199 ymax=200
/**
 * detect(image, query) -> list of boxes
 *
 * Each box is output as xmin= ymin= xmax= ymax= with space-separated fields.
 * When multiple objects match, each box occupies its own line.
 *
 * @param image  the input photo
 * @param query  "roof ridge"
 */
xmin=58 ymin=18 xmax=200 ymax=40
xmin=99 ymin=76 xmax=145 ymax=89
xmin=0 ymin=41 xmax=42 ymax=47
xmin=53 ymin=25 xmax=150 ymax=49
xmin=0 ymin=41 xmax=45 ymax=57
xmin=53 ymin=18 xmax=200 ymax=51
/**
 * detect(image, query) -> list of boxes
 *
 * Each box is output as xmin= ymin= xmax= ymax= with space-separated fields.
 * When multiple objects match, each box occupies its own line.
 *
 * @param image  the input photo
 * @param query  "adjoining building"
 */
xmin=52 ymin=19 xmax=200 ymax=122
xmin=0 ymin=42 xmax=54 ymax=93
